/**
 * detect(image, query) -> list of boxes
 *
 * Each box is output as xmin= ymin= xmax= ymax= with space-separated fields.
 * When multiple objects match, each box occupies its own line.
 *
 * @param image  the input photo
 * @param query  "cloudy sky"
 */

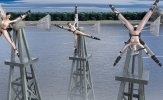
xmin=1 ymin=0 xmax=162 ymax=4
xmin=1 ymin=0 xmax=163 ymax=12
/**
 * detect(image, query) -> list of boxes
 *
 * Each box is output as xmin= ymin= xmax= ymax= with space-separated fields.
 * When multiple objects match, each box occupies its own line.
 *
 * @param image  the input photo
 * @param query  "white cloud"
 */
xmin=7 ymin=0 xmax=163 ymax=7
xmin=16 ymin=0 xmax=155 ymax=5
xmin=12 ymin=0 xmax=163 ymax=8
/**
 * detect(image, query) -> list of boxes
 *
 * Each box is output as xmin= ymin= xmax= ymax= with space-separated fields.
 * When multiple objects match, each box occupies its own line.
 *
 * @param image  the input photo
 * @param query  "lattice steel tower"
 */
xmin=115 ymin=47 xmax=149 ymax=100
xmin=68 ymin=5 xmax=95 ymax=100
xmin=5 ymin=22 xmax=41 ymax=100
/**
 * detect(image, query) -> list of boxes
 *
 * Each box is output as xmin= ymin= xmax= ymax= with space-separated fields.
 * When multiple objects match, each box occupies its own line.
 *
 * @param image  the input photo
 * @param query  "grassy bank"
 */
xmin=24 ymin=20 xmax=151 ymax=26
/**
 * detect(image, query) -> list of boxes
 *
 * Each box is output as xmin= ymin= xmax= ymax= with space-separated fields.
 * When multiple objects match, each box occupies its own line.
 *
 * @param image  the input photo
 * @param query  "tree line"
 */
xmin=10 ymin=12 xmax=147 ymax=21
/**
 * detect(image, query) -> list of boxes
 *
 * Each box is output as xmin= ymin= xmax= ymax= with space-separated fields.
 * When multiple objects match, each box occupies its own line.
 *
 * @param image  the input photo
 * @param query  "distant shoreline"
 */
xmin=24 ymin=20 xmax=151 ymax=26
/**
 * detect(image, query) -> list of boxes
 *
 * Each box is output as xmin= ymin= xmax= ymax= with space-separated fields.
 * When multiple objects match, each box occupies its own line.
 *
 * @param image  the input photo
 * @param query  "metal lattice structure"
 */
xmin=5 ymin=22 xmax=41 ymax=100
xmin=115 ymin=48 xmax=149 ymax=100
xmin=67 ymin=5 xmax=95 ymax=100
xmin=150 ymin=15 xmax=161 ymax=36
xmin=68 ymin=35 xmax=95 ymax=100
xmin=37 ymin=14 xmax=51 ymax=30
xmin=110 ymin=1 xmax=161 ymax=99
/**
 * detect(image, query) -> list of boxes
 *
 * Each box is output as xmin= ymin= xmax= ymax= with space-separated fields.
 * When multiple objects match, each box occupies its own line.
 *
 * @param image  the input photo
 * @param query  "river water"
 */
xmin=0 ymin=24 xmax=163 ymax=100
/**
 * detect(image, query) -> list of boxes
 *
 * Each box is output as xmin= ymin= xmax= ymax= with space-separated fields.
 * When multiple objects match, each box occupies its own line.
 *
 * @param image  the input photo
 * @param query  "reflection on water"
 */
xmin=0 ymin=24 xmax=163 ymax=100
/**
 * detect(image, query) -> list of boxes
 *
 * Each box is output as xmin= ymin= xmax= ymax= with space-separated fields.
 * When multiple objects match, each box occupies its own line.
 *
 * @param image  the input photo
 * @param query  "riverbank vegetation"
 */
xmin=10 ymin=12 xmax=147 ymax=21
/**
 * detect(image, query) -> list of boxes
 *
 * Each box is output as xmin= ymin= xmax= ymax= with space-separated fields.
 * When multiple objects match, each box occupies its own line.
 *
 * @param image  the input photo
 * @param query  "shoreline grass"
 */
xmin=24 ymin=20 xmax=152 ymax=26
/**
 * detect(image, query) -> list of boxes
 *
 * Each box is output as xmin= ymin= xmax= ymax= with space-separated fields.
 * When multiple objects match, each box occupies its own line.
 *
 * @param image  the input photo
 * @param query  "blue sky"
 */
xmin=1 ymin=0 xmax=163 ymax=12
